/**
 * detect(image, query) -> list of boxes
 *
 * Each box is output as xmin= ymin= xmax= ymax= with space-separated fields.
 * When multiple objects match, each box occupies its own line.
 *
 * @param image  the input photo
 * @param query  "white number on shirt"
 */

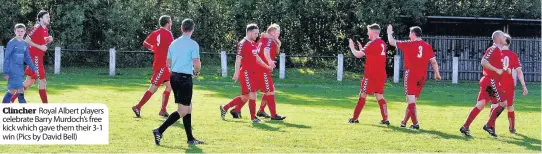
xmin=381 ymin=44 xmax=385 ymax=55
xmin=417 ymin=46 xmax=423 ymax=58
xmin=503 ymin=56 xmax=510 ymax=69
xmin=157 ymin=34 xmax=161 ymax=47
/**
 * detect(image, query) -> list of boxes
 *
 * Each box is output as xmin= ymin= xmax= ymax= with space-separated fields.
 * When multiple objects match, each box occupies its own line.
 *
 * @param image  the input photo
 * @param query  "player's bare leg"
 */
xmin=484 ymin=100 xmax=507 ymax=137
xmin=460 ymin=99 xmax=488 ymax=137
xmin=400 ymin=96 xmax=410 ymax=127
xmin=507 ymin=104 xmax=516 ymax=133
xmin=159 ymin=81 xmax=172 ymax=117
xmin=132 ymin=84 xmax=159 ymax=118
xmin=403 ymin=95 xmax=419 ymax=129
xmin=375 ymin=93 xmax=389 ymax=125
xmin=349 ymin=92 xmax=368 ymax=123
xmin=23 ymin=76 xmax=34 ymax=89
xmin=38 ymin=79 xmax=48 ymax=103
xmin=220 ymin=94 xmax=248 ymax=120
xmin=257 ymin=94 xmax=270 ymax=118
xmin=231 ymin=93 xmax=253 ymax=118
xmin=248 ymin=92 xmax=261 ymax=123
xmin=262 ymin=91 xmax=286 ymax=120
xmin=400 ymin=95 xmax=416 ymax=127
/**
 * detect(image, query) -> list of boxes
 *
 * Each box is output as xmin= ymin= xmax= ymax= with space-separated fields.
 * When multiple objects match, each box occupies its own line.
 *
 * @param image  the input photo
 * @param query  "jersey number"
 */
xmin=157 ymin=34 xmax=161 ymax=47
xmin=380 ymin=44 xmax=385 ymax=55
xmin=503 ymin=56 xmax=510 ymax=69
xmin=417 ymin=46 xmax=423 ymax=58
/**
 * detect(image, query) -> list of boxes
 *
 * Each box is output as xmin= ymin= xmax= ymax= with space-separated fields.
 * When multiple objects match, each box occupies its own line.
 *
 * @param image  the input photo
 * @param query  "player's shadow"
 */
xmin=267 ymin=121 xmax=311 ymax=129
xmin=502 ymin=133 xmax=542 ymax=151
xmin=370 ymin=124 xmax=470 ymax=141
xmin=224 ymin=119 xmax=251 ymax=124
xmin=185 ymin=144 xmax=204 ymax=153
xmin=160 ymin=144 xmax=204 ymax=153
xmin=252 ymin=123 xmax=286 ymax=132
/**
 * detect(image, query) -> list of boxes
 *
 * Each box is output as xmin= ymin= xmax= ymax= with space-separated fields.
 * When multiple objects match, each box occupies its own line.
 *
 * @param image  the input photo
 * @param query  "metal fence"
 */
xmin=0 ymin=36 xmax=539 ymax=83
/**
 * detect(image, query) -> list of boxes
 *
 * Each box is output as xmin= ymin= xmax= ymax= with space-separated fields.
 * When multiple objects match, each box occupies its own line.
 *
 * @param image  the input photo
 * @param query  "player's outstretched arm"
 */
xmin=348 ymin=39 xmax=365 ymax=58
xmin=387 ymin=25 xmax=397 ymax=47
xmin=515 ymin=67 xmax=528 ymax=95
xmin=430 ymin=58 xmax=441 ymax=80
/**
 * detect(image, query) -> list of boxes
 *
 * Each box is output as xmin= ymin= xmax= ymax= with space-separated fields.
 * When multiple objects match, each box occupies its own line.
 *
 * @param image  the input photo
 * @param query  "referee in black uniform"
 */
xmin=153 ymin=18 xmax=203 ymax=145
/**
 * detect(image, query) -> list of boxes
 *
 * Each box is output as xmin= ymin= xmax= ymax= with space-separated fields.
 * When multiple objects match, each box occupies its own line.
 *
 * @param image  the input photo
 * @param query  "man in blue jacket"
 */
xmin=3 ymin=24 xmax=37 ymax=103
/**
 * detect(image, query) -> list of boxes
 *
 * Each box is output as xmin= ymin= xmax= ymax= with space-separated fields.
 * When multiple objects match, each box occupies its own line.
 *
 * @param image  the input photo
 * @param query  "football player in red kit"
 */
xmin=346 ymin=24 xmax=390 ymax=125
xmin=219 ymin=24 xmax=274 ymax=123
xmin=387 ymin=25 xmax=442 ymax=130
xmin=492 ymin=34 xmax=528 ymax=134
xmin=459 ymin=30 xmax=509 ymax=137
xmin=230 ymin=24 xmax=286 ymax=120
xmin=22 ymin=10 xmax=53 ymax=104
xmin=132 ymin=15 xmax=175 ymax=118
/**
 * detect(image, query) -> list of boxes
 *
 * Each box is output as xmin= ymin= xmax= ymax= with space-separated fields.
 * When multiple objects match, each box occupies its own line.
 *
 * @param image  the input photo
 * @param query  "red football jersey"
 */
xmin=27 ymin=24 xmax=49 ymax=57
xmin=143 ymin=28 xmax=174 ymax=70
xmin=361 ymin=38 xmax=387 ymax=78
xmin=237 ymin=38 xmax=259 ymax=71
xmin=501 ymin=50 xmax=521 ymax=88
xmin=482 ymin=45 xmax=504 ymax=81
xmin=397 ymin=40 xmax=435 ymax=77
xmin=257 ymin=37 xmax=278 ymax=71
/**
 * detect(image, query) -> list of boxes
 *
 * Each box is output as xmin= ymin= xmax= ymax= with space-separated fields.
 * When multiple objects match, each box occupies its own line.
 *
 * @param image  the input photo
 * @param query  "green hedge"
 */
xmin=1 ymin=0 xmax=539 ymax=68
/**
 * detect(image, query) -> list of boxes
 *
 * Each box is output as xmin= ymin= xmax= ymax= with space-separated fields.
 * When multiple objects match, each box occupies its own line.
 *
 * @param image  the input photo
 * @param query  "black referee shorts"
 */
xmin=170 ymin=72 xmax=193 ymax=106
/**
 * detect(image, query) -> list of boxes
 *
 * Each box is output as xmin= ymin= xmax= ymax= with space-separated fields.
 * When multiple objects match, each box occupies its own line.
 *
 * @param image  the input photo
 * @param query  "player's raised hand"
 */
xmin=348 ymin=39 xmax=355 ymax=50
xmin=522 ymin=87 xmax=528 ymax=96
xmin=357 ymin=41 xmax=363 ymax=50
xmin=387 ymin=24 xmax=393 ymax=35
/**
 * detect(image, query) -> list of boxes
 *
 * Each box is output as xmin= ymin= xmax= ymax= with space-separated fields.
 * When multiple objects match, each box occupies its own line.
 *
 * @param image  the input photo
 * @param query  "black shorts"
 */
xmin=171 ymin=72 xmax=193 ymax=106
